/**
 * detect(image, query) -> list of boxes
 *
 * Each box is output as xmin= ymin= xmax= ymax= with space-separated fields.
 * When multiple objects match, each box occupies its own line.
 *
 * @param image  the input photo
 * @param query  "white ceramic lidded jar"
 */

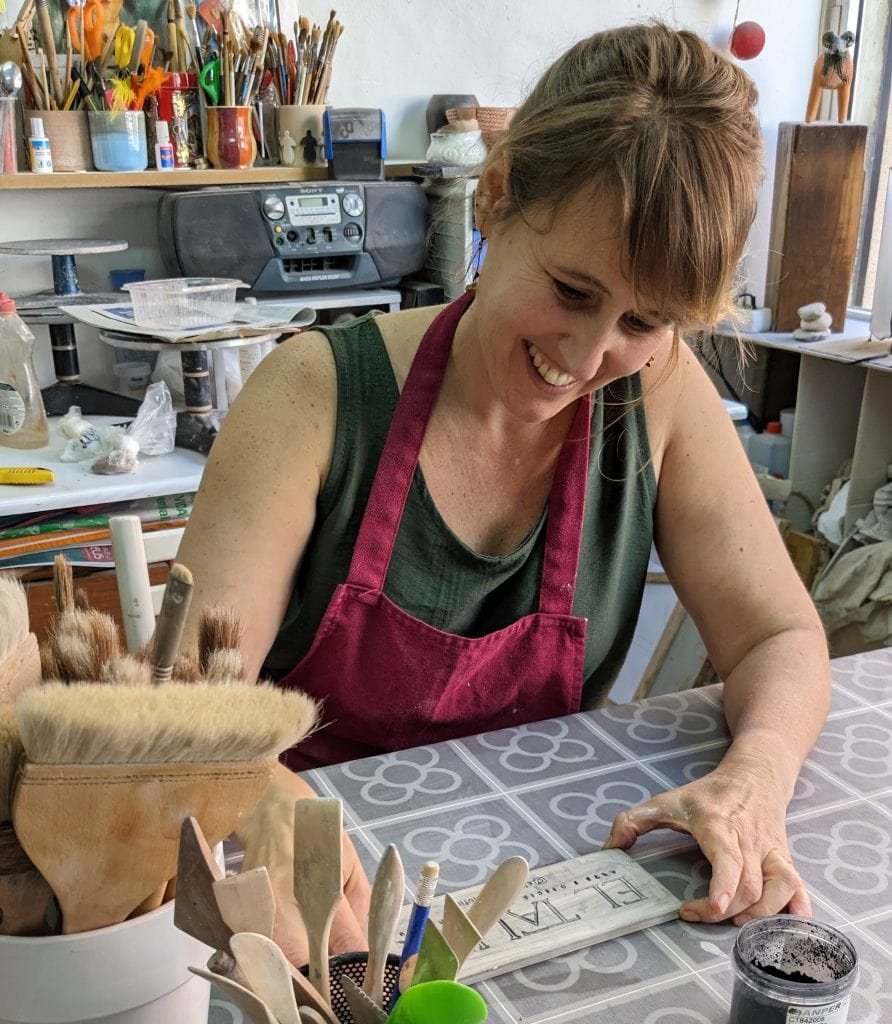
xmin=426 ymin=128 xmax=487 ymax=169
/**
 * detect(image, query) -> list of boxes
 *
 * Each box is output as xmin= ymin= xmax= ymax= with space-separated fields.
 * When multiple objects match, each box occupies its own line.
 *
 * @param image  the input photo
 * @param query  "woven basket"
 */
xmin=446 ymin=106 xmax=517 ymax=148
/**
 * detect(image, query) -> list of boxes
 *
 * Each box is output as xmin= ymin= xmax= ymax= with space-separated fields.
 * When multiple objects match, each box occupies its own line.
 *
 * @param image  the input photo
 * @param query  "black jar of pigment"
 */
xmin=730 ymin=916 xmax=858 ymax=1023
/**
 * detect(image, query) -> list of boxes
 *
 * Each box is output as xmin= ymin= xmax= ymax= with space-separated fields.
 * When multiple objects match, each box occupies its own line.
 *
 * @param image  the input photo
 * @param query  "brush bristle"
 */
xmin=198 ymin=605 xmax=244 ymax=675
xmin=100 ymin=655 xmax=154 ymax=687
xmin=169 ymin=562 xmax=193 ymax=586
xmin=47 ymin=609 xmax=123 ymax=681
xmin=0 ymin=575 xmax=30 ymax=661
xmin=204 ymin=649 xmax=244 ymax=683
xmin=16 ymin=682 xmax=319 ymax=765
xmin=53 ymin=555 xmax=75 ymax=615
xmin=0 ymin=706 xmax=23 ymax=823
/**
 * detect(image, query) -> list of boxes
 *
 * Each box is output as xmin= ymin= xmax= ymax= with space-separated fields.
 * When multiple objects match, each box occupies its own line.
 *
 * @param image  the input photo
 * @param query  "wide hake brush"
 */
xmin=11 ymin=681 xmax=319 ymax=934
xmin=0 ymin=575 xmax=41 ymax=703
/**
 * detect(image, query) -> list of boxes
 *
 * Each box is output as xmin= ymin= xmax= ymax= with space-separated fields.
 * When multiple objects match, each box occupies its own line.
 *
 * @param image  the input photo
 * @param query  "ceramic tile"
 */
xmin=554 ymin=974 xmax=730 ymax=1023
xmin=786 ymin=802 xmax=891 ymax=922
xmin=857 ymin=909 xmax=892 ymax=954
xmin=312 ymin=741 xmax=497 ymax=822
xmin=805 ymin=710 xmax=892 ymax=797
xmin=587 ymin=690 xmax=730 ymax=758
xmin=483 ymin=930 xmax=687 ymax=1022
xmin=512 ymin=763 xmax=698 ymax=856
xmin=830 ymin=648 xmax=892 ymax=706
xmin=359 ymin=795 xmax=567 ymax=891
xmin=461 ymin=716 xmax=629 ymax=788
xmin=840 ymin=925 xmax=892 ymax=1024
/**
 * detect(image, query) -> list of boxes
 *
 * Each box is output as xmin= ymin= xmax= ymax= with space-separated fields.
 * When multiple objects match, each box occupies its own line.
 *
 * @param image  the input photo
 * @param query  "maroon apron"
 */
xmin=279 ymin=291 xmax=590 ymax=770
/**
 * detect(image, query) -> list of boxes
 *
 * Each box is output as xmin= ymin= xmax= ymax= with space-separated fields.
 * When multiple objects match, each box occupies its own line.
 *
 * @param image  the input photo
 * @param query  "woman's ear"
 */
xmin=474 ymin=155 xmax=509 ymax=236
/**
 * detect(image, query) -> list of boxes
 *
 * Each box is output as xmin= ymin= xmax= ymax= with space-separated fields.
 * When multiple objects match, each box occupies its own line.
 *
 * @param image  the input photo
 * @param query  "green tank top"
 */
xmin=263 ymin=311 xmax=657 ymax=709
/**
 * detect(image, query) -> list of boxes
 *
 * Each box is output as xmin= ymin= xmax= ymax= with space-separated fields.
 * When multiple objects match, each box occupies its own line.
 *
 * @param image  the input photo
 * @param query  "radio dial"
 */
xmin=343 ymin=223 xmax=363 ymax=242
xmin=342 ymin=193 xmax=364 ymax=217
xmin=263 ymin=197 xmax=286 ymax=220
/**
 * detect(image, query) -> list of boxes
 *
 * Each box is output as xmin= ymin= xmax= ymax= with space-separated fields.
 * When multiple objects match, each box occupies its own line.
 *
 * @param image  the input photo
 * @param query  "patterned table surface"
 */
xmin=210 ymin=647 xmax=891 ymax=1024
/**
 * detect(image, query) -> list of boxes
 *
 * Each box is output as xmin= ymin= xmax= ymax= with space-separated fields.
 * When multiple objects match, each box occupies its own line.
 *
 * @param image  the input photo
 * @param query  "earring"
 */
xmin=645 ymin=355 xmax=655 ymax=368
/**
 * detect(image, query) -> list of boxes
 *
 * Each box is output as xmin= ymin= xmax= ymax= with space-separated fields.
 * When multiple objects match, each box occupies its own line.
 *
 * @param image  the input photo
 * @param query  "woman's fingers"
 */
xmin=603 ymin=797 xmax=690 ymax=850
xmin=329 ymin=895 xmax=369 ymax=954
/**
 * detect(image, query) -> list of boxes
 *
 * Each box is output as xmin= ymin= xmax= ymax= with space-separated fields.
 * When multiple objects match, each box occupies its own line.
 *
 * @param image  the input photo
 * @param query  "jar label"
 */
xmin=786 ymin=996 xmax=851 ymax=1023
xmin=0 ymin=381 xmax=26 ymax=434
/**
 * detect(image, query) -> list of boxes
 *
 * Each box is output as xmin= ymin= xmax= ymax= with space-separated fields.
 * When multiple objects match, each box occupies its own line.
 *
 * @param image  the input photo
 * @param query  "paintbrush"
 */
xmin=0 ymin=576 xmax=41 ymax=703
xmin=152 ymin=562 xmax=193 ymax=683
xmin=34 ymin=0 xmax=63 ymax=106
xmin=11 ymin=680 xmax=319 ymax=934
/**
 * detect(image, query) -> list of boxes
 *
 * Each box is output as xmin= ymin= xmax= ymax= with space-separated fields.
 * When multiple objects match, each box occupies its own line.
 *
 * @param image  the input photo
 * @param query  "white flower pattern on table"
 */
xmin=210 ymin=648 xmax=891 ymax=1024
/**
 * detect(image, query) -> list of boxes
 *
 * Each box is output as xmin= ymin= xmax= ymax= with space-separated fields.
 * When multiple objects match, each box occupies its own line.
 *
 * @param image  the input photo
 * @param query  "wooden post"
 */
xmin=764 ymin=122 xmax=868 ymax=332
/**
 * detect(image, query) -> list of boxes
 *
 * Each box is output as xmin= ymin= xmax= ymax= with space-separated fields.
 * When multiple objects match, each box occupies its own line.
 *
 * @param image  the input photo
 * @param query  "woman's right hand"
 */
xmin=236 ymin=764 xmax=371 ymax=966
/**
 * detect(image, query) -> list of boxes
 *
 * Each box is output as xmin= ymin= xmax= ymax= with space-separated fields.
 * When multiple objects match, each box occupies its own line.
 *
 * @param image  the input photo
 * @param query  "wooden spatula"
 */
xmin=363 ymin=844 xmax=404 ymax=1007
xmin=189 ymin=965 xmax=278 ymax=1024
xmin=231 ymin=931 xmax=303 ymax=1024
xmin=292 ymin=798 xmax=343 ymax=1004
xmin=466 ymin=856 xmax=529 ymax=938
xmin=214 ymin=866 xmax=276 ymax=938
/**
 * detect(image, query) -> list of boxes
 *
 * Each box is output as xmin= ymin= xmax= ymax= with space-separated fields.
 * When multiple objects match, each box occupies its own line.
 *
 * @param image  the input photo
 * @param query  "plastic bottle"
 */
xmin=0 ymin=292 xmax=50 ymax=448
xmin=748 ymin=421 xmax=791 ymax=477
xmin=722 ymin=398 xmax=756 ymax=453
xmin=154 ymin=120 xmax=175 ymax=170
xmin=27 ymin=117 xmax=53 ymax=174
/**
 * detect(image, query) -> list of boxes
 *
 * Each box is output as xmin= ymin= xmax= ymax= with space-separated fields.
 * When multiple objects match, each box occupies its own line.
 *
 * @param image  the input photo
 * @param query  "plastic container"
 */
xmin=0 ymin=292 xmax=49 ymax=449
xmin=0 ymin=897 xmax=214 ymax=1024
xmin=730 ymin=915 xmax=858 ymax=1024
xmin=123 ymin=277 xmax=245 ymax=330
xmin=113 ymin=360 xmax=152 ymax=389
xmin=780 ymin=406 xmax=796 ymax=437
xmin=722 ymin=398 xmax=756 ymax=452
xmin=27 ymin=116 xmax=53 ymax=173
xmin=748 ymin=421 xmax=791 ymax=477
xmin=88 ymin=110 xmax=148 ymax=172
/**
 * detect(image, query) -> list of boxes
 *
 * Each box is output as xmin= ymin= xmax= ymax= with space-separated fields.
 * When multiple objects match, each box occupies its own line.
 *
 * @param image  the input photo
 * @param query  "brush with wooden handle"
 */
xmin=11 ymin=680 xmax=319 ymax=934
xmin=152 ymin=562 xmax=194 ymax=683
xmin=34 ymin=0 xmax=64 ymax=107
xmin=109 ymin=515 xmax=156 ymax=653
xmin=0 ymin=576 xmax=41 ymax=703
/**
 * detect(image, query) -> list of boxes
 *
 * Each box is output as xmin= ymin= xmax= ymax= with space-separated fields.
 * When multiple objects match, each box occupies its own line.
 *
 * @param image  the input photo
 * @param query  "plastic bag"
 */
xmin=126 ymin=381 xmax=176 ymax=456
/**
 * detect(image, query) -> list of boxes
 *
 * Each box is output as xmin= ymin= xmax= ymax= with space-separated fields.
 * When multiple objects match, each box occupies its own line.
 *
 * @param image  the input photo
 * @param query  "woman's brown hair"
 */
xmin=487 ymin=22 xmax=763 ymax=331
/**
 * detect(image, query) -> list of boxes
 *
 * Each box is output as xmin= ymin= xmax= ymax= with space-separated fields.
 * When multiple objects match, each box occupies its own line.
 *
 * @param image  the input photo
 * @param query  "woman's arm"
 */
xmin=176 ymin=329 xmax=336 ymax=679
xmin=605 ymin=344 xmax=830 ymax=924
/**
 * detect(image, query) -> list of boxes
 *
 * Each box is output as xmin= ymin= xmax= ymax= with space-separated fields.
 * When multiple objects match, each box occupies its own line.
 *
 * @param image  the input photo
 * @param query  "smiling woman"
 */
xmin=175 ymin=22 xmax=832 ymax=968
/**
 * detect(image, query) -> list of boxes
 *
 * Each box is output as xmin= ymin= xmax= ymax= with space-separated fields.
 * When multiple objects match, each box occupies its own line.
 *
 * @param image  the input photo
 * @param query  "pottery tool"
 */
xmin=109 ymin=515 xmax=155 ymax=653
xmin=231 ymin=931 xmax=303 ymax=1024
xmin=214 ymin=866 xmax=276 ymax=938
xmin=292 ymin=797 xmax=342 ymax=1004
xmin=404 ymin=918 xmax=457 ymax=988
xmin=339 ymin=975 xmax=386 ymax=1024
xmin=34 ymin=0 xmax=62 ymax=106
xmin=363 ymin=844 xmax=405 ymax=1007
xmin=11 ymin=680 xmax=318 ymax=933
xmin=395 ymin=850 xmax=680 ymax=984
xmin=0 ymin=822 xmax=52 ymax=936
xmin=0 ymin=576 xmax=41 ymax=703
xmin=299 ymin=1009 xmax=331 ymax=1024
xmin=174 ymin=815 xmax=232 ymax=953
xmin=190 ymin=965 xmax=279 ymax=1024
xmin=440 ymin=895 xmax=482 ymax=975
xmin=151 ymin=562 xmax=193 ymax=683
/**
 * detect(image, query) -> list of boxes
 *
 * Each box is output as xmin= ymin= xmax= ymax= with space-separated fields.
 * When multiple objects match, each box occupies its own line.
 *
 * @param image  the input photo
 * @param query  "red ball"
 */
xmin=730 ymin=21 xmax=766 ymax=60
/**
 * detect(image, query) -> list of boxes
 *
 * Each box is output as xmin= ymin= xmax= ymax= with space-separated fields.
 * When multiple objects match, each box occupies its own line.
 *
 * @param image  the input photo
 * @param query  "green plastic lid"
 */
xmin=386 ymin=980 xmax=488 ymax=1024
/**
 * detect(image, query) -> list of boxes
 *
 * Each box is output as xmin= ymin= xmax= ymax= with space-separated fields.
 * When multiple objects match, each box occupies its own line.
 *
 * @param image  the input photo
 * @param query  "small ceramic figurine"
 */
xmin=279 ymin=129 xmax=297 ymax=166
xmin=805 ymin=31 xmax=856 ymax=124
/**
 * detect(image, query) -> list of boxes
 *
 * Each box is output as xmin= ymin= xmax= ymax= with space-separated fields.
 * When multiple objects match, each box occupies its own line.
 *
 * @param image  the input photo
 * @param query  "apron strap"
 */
xmin=347 ymin=290 xmax=590 ymax=618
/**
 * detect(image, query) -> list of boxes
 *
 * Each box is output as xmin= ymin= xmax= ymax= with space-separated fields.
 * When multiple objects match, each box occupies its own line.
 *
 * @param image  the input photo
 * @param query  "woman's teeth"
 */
xmin=527 ymin=343 xmax=576 ymax=387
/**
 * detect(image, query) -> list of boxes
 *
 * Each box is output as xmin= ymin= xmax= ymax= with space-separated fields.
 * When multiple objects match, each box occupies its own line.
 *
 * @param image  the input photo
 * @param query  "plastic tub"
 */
xmin=123 ymin=277 xmax=245 ymax=330
xmin=113 ymin=360 xmax=152 ymax=389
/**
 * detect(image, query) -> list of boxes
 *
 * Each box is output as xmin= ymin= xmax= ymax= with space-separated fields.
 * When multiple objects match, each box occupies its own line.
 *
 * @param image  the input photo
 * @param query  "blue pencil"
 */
xmin=391 ymin=860 xmax=439 ymax=1007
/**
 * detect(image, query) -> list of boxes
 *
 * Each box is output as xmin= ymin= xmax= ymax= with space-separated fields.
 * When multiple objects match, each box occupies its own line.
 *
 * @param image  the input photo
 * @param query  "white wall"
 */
xmin=0 ymin=0 xmax=822 ymax=385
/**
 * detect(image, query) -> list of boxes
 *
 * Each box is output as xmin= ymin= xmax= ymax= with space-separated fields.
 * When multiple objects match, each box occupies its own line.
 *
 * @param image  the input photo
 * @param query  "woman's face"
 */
xmin=464 ymin=190 xmax=674 ymax=425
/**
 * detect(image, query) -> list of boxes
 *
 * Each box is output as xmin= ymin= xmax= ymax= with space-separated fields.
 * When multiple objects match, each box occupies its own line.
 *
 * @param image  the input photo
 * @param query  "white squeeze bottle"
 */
xmin=0 ymin=292 xmax=49 ymax=448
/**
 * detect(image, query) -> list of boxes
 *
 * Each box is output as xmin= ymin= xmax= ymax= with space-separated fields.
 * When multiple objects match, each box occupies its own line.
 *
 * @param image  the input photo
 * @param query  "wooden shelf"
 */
xmin=0 ymin=162 xmax=419 ymax=189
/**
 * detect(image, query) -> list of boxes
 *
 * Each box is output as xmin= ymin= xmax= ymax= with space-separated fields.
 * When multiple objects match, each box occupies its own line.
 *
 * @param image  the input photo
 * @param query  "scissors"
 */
xmin=113 ymin=25 xmax=135 ymax=69
xmin=199 ymin=58 xmax=220 ymax=104
xmin=67 ymin=0 xmax=105 ymax=62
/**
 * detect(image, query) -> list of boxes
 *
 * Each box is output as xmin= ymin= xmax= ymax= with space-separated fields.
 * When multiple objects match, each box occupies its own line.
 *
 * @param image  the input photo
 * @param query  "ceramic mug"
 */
xmin=25 ymin=108 xmax=93 ymax=171
xmin=277 ymin=104 xmax=327 ymax=168
xmin=205 ymin=105 xmax=256 ymax=169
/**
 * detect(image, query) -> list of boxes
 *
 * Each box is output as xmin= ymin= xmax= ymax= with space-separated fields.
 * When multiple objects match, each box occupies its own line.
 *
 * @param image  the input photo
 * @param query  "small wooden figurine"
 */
xmin=806 ymin=31 xmax=856 ymax=124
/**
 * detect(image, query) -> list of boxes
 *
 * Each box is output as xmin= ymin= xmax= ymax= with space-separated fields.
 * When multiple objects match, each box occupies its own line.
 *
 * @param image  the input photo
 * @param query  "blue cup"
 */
xmin=88 ymin=111 xmax=148 ymax=172
xmin=109 ymin=268 xmax=147 ymax=290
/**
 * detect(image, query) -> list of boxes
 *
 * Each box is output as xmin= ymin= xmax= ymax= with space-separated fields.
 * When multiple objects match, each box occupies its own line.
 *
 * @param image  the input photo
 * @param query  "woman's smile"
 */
xmin=525 ymin=342 xmax=578 ymax=388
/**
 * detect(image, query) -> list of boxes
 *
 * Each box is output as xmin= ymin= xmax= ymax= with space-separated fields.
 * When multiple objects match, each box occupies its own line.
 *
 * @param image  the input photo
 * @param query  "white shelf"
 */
xmin=0 ymin=417 xmax=205 ymax=516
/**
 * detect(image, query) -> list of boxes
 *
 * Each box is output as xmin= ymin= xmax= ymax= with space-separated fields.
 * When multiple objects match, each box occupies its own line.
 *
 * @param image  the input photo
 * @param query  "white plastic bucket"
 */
xmin=0 ymin=896 xmax=214 ymax=1024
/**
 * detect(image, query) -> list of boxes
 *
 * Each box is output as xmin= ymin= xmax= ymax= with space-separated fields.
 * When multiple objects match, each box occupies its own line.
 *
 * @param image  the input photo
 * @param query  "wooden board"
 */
xmin=765 ymin=122 xmax=868 ymax=333
xmin=392 ymin=850 xmax=681 ymax=983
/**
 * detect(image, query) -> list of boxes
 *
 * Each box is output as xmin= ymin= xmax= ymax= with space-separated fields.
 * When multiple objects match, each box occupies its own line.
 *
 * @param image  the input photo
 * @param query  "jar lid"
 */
xmin=0 ymin=291 xmax=16 ymax=313
xmin=722 ymin=398 xmax=748 ymax=422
